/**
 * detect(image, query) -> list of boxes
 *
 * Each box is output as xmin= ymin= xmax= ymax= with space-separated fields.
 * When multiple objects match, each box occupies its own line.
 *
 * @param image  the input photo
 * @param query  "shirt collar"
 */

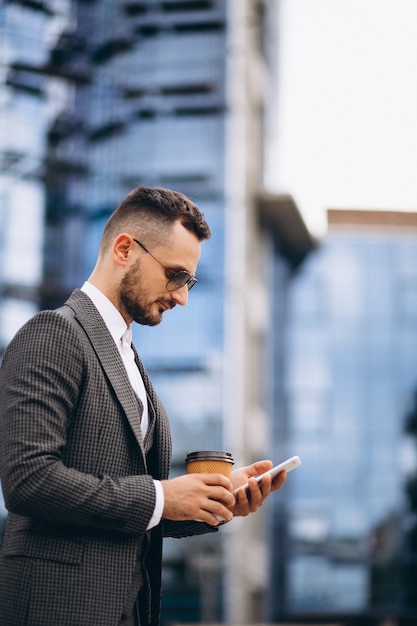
xmin=81 ymin=281 xmax=129 ymax=346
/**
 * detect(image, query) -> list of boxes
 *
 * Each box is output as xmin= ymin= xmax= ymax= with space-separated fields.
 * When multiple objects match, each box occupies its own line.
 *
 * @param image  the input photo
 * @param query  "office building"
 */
xmin=0 ymin=0 xmax=73 ymax=349
xmin=278 ymin=209 xmax=417 ymax=621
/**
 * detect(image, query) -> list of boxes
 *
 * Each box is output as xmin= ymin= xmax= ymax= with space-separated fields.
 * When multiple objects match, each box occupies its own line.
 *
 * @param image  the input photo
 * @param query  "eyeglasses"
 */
xmin=133 ymin=239 xmax=198 ymax=291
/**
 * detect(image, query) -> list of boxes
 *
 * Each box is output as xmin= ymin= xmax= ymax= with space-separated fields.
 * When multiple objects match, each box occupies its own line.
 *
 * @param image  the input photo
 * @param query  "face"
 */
xmin=118 ymin=221 xmax=201 ymax=326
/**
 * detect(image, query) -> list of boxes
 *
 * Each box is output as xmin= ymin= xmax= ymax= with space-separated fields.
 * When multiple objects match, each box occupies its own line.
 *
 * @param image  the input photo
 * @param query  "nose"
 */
xmin=170 ymin=284 xmax=189 ymax=307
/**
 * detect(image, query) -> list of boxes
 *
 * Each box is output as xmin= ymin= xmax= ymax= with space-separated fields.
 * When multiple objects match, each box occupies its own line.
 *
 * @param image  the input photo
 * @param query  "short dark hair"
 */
xmin=100 ymin=186 xmax=211 ymax=253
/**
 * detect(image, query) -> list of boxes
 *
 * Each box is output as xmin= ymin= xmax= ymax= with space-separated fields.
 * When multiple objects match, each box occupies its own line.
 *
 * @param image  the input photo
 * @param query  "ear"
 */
xmin=113 ymin=233 xmax=135 ymax=267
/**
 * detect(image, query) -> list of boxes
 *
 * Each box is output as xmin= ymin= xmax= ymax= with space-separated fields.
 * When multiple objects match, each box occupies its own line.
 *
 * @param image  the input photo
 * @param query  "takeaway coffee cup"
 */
xmin=185 ymin=450 xmax=234 ymax=477
xmin=185 ymin=450 xmax=234 ymax=523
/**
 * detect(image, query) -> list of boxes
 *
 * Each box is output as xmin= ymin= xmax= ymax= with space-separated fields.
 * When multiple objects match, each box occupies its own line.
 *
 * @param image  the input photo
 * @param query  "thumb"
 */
xmin=246 ymin=460 xmax=273 ymax=477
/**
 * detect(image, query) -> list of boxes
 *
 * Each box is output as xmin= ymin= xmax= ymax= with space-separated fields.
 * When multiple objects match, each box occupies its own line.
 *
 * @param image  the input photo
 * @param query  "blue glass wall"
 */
xmin=280 ymin=220 xmax=417 ymax=617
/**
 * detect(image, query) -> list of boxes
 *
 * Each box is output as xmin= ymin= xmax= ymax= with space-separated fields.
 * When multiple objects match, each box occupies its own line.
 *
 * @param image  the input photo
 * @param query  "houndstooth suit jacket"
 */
xmin=0 ymin=289 xmax=215 ymax=626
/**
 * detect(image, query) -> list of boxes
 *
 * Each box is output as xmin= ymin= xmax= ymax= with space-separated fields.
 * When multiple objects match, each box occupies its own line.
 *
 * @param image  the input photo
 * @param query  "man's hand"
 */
xmin=161 ymin=473 xmax=235 ymax=526
xmin=230 ymin=460 xmax=287 ymax=517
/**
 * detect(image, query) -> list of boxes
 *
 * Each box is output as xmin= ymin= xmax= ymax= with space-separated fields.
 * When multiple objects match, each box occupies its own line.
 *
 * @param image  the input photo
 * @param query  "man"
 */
xmin=0 ymin=186 xmax=286 ymax=626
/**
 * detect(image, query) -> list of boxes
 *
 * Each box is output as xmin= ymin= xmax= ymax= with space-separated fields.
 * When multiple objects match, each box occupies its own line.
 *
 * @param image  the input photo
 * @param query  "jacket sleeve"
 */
xmin=0 ymin=311 xmax=156 ymax=535
xmin=163 ymin=519 xmax=218 ymax=538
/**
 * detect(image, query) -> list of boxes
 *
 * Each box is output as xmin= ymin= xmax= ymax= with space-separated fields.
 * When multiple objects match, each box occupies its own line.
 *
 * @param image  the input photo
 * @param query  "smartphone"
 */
xmin=232 ymin=455 xmax=301 ymax=497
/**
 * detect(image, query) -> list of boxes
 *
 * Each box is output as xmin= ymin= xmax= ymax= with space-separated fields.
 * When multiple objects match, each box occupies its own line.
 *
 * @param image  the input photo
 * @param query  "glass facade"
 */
xmin=278 ymin=213 xmax=417 ymax=620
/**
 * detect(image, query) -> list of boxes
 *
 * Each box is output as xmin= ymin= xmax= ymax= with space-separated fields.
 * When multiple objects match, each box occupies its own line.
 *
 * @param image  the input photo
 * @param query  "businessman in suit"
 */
xmin=0 ymin=186 xmax=286 ymax=626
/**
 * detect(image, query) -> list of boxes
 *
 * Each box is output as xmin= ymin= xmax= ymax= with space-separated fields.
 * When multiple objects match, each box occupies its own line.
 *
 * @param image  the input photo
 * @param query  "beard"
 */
xmin=119 ymin=261 xmax=175 ymax=326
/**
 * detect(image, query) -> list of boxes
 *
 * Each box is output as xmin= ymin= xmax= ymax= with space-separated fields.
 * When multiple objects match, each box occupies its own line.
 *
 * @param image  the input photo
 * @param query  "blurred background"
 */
xmin=1 ymin=1 xmax=417 ymax=625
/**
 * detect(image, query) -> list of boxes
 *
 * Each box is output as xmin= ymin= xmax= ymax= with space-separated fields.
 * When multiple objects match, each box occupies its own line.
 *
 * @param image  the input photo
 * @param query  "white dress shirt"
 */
xmin=81 ymin=281 xmax=164 ymax=529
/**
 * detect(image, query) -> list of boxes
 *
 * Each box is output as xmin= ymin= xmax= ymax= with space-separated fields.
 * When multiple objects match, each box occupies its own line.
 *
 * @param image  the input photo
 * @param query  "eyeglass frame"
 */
xmin=133 ymin=238 xmax=198 ymax=291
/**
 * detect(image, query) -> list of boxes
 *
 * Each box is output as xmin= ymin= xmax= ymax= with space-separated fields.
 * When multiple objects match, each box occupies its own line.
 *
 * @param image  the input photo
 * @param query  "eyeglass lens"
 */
xmin=167 ymin=272 xmax=197 ymax=291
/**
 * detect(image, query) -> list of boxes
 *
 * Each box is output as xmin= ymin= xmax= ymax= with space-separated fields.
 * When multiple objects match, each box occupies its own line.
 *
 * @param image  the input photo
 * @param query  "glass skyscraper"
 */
xmin=0 ymin=0 xmax=72 ymax=345
xmin=279 ymin=209 xmax=417 ymax=621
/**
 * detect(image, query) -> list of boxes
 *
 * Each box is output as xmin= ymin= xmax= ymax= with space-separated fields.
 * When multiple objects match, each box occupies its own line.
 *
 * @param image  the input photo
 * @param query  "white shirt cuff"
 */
xmin=146 ymin=480 xmax=165 ymax=530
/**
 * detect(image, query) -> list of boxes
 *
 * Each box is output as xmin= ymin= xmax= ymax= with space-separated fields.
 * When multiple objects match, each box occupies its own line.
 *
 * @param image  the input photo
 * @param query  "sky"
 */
xmin=268 ymin=0 xmax=417 ymax=237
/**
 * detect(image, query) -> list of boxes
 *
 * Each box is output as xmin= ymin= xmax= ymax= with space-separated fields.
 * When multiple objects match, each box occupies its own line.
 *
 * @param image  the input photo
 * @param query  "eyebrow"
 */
xmin=161 ymin=257 xmax=194 ymax=275
xmin=169 ymin=264 xmax=190 ymax=272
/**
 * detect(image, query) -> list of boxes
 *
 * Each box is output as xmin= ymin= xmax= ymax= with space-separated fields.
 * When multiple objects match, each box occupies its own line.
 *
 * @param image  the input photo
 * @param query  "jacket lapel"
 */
xmin=133 ymin=346 xmax=172 ymax=479
xmin=63 ymin=290 xmax=146 ymax=456
xmin=132 ymin=347 xmax=157 ymax=453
